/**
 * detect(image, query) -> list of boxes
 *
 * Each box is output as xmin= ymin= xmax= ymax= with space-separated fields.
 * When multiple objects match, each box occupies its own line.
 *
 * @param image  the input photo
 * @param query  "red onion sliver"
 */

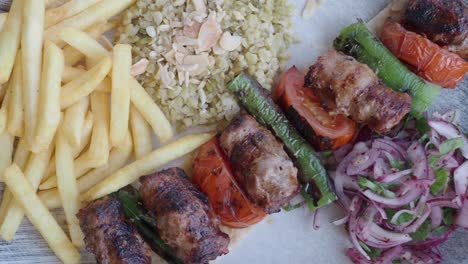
xmin=430 ymin=206 xmax=443 ymax=229
xmin=346 ymin=149 xmax=380 ymax=175
xmin=369 ymin=223 xmax=412 ymax=243
xmin=412 ymin=227 xmax=456 ymax=250
xmin=375 ymin=138 xmax=407 ymax=160
xmin=348 ymin=197 xmax=370 ymax=260
xmin=373 ymin=158 xmax=391 ymax=178
xmin=407 ymin=142 xmax=428 ymax=179
xmin=390 ymin=209 xmax=415 ymax=225
xmin=456 ymin=196 xmax=468 ymax=229
xmin=454 ymin=161 xmax=468 ymax=196
xmin=428 ymin=120 xmax=468 ymax=159
xmin=375 ymin=246 xmax=402 ymax=264
xmin=402 ymin=206 xmax=432 ymax=234
xmin=377 ymin=169 xmax=412 ymax=183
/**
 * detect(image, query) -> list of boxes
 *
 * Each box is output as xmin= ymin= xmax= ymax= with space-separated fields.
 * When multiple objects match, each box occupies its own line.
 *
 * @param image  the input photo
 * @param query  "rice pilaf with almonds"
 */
xmin=119 ymin=0 xmax=295 ymax=129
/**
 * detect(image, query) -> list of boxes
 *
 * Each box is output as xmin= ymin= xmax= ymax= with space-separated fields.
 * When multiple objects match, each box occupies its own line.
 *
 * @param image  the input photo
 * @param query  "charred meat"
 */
xmin=219 ymin=114 xmax=299 ymax=214
xmin=139 ymin=167 xmax=229 ymax=264
xmin=77 ymin=196 xmax=152 ymax=264
xmin=305 ymin=50 xmax=412 ymax=134
xmin=403 ymin=0 xmax=467 ymax=47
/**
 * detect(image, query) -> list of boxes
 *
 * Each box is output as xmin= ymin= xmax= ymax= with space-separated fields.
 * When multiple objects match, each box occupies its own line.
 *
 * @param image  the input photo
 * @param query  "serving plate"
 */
xmin=0 ymin=0 xmax=467 ymax=263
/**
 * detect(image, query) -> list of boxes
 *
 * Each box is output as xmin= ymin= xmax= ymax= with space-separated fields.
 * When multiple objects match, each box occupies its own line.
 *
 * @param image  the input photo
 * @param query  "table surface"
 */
xmin=0 ymin=0 xmax=467 ymax=263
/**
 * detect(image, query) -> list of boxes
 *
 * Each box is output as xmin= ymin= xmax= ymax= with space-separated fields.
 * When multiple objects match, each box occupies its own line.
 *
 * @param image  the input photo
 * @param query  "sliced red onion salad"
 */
xmin=330 ymin=112 xmax=468 ymax=264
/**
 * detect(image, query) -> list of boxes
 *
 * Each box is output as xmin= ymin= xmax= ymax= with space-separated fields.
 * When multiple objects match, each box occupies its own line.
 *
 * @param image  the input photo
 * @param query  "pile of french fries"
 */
xmin=0 ymin=0 xmax=213 ymax=263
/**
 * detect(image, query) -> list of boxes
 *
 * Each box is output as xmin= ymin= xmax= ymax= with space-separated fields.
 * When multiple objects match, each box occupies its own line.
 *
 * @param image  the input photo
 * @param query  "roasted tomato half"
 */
xmin=274 ymin=67 xmax=356 ymax=150
xmin=192 ymin=137 xmax=266 ymax=228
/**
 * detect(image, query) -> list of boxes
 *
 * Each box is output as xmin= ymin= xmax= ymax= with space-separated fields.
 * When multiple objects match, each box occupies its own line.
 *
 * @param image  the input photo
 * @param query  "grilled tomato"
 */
xmin=381 ymin=20 xmax=468 ymax=89
xmin=274 ymin=66 xmax=356 ymax=150
xmin=192 ymin=137 xmax=266 ymax=228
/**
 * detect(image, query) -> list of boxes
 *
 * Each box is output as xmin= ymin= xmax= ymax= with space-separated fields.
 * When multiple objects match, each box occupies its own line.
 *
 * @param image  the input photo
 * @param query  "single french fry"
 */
xmin=81 ymin=133 xmax=213 ymax=201
xmin=7 ymin=55 xmax=24 ymax=137
xmin=55 ymin=129 xmax=85 ymax=247
xmin=111 ymin=44 xmax=131 ymax=146
xmin=130 ymin=78 xmax=174 ymax=143
xmin=32 ymin=41 xmax=64 ymax=153
xmin=62 ymin=97 xmax=89 ymax=148
xmin=95 ymin=77 xmax=112 ymax=93
xmin=13 ymin=137 xmax=30 ymax=170
xmin=60 ymin=56 xmax=112 ymax=109
xmin=85 ymin=92 xmax=110 ymax=167
xmin=62 ymin=66 xmax=85 ymax=83
xmin=0 ymin=142 xmax=53 ymax=241
xmin=45 ymin=0 xmax=101 ymax=28
xmin=39 ymin=133 xmax=133 ymax=209
xmin=0 ymin=13 xmax=7 ymax=31
xmin=63 ymin=22 xmax=116 ymax=66
xmin=0 ymin=107 xmax=6 ymax=135
xmin=0 ymin=131 xmax=13 ymax=181
xmin=3 ymin=164 xmax=80 ymax=264
xmin=44 ymin=0 xmax=136 ymax=46
xmin=130 ymin=106 xmax=153 ymax=159
xmin=0 ymin=0 xmax=22 ymax=84
xmin=59 ymin=27 xmax=110 ymax=66
xmin=22 ymin=0 xmax=46 ymax=149
xmin=43 ymin=113 xmax=93 ymax=182
xmin=0 ymin=189 xmax=12 ymax=226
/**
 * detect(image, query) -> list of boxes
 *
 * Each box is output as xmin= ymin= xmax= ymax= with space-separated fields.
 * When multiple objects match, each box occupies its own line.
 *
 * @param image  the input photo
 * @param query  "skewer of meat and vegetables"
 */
xmin=0 ymin=0 xmax=466 ymax=263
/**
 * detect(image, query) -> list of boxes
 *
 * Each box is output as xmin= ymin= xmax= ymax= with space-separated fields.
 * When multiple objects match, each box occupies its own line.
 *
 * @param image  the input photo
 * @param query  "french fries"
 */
xmin=60 ymin=56 xmax=112 ymax=109
xmin=63 ymin=22 xmax=116 ymax=66
xmin=39 ymin=133 xmax=133 ymax=210
xmin=3 ymin=164 xmax=80 ymax=264
xmin=43 ymin=113 xmax=93 ymax=182
xmin=62 ymin=66 xmax=85 ymax=83
xmin=0 ymin=13 xmax=7 ymax=31
xmin=32 ymin=41 xmax=64 ymax=153
xmin=22 ymin=0 xmax=46 ymax=149
xmin=0 ymin=0 xmax=22 ymax=84
xmin=111 ymin=44 xmax=132 ymax=146
xmin=130 ymin=78 xmax=174 ymax=143
xmin=81 ymin=133 xmax=214 ymax=201
xmin=0 ymin=131 xmax=13 ymax=181
xmin=7 ymin=54 xmax=24 ymax=137
xmin=44 ymin=0 xmax=136 ymax=46
xmin=0 ymin=105 xmax=6 ymax=134
xmin=95 ymin=77 xmax=112 ymax=93
xmin=0 ymin=142 xmax=53 ymax=241
xmin=85 ymin=91 xmax=110 ymax=167
xmin=130 ymin=106 xmax=153 ymax=159
xmin=55 ymin=129 xmax=85 ymax=247
xmin=62 ymin=97 xmax=89 ymax=148
xmin=59 ymin=27 xmax=110 ymax=66
xmin=45 ymin=0 xmax=101 ymax=28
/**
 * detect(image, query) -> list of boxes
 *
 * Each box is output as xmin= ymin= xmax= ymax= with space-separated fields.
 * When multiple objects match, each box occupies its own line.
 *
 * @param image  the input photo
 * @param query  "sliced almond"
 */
xmin=146 ymin=26 xmax=157 ymax=38
xmin=303 ymin=0 xmax=322 ymax=18
xmin=131 ymin=59 xmax=149 ymax=76
xmin=213 ymin=44 xmax=225 ymax=55
xmin=219 ymin=32 xmax=242 ymax=51
xmin=175 ymin=36 xmax=199 ymax=46
xmin=157 ymin=64 xmax=172 ymax=89
xmin=183 ymin=21 xmax=202 ymax=38
xmin=183 ymin=53 xmax=209 ymax=75
xmin=198 ymin=12 xmax=221 ymax=52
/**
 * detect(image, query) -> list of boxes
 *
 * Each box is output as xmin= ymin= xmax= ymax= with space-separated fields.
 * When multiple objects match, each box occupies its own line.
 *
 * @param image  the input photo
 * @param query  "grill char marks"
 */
xmin=77 ymin=197 xmax=152 ymax=264
xmin=403 ymin=0 xmax=467 ymax=46
xmin=139 ymin=167 xmax=229 ymax=264
xmin=220 ymin=114 xmax=299 ymax=214
xmin=305 ymin=50 xmax=412 ymax=134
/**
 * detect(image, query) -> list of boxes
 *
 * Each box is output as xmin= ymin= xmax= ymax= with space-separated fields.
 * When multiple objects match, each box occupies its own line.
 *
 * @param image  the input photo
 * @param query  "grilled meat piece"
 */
xmin=77 ymin=197 xmax=152 ymax=264
xmin=219 ymin=114 xmax=299 ymax=214
xmin=139 ymin=168 xmax=229 ymax=264
xmin=305 ymin=50 xmax=412 ymax=134
xmin=403 ymin=0 xmax=467 ymax=48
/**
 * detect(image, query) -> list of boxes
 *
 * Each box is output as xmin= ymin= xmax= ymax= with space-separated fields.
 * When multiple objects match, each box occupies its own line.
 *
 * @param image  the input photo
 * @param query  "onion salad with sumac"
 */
xmin=329 ymin=111 xmax=468 ymax=264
